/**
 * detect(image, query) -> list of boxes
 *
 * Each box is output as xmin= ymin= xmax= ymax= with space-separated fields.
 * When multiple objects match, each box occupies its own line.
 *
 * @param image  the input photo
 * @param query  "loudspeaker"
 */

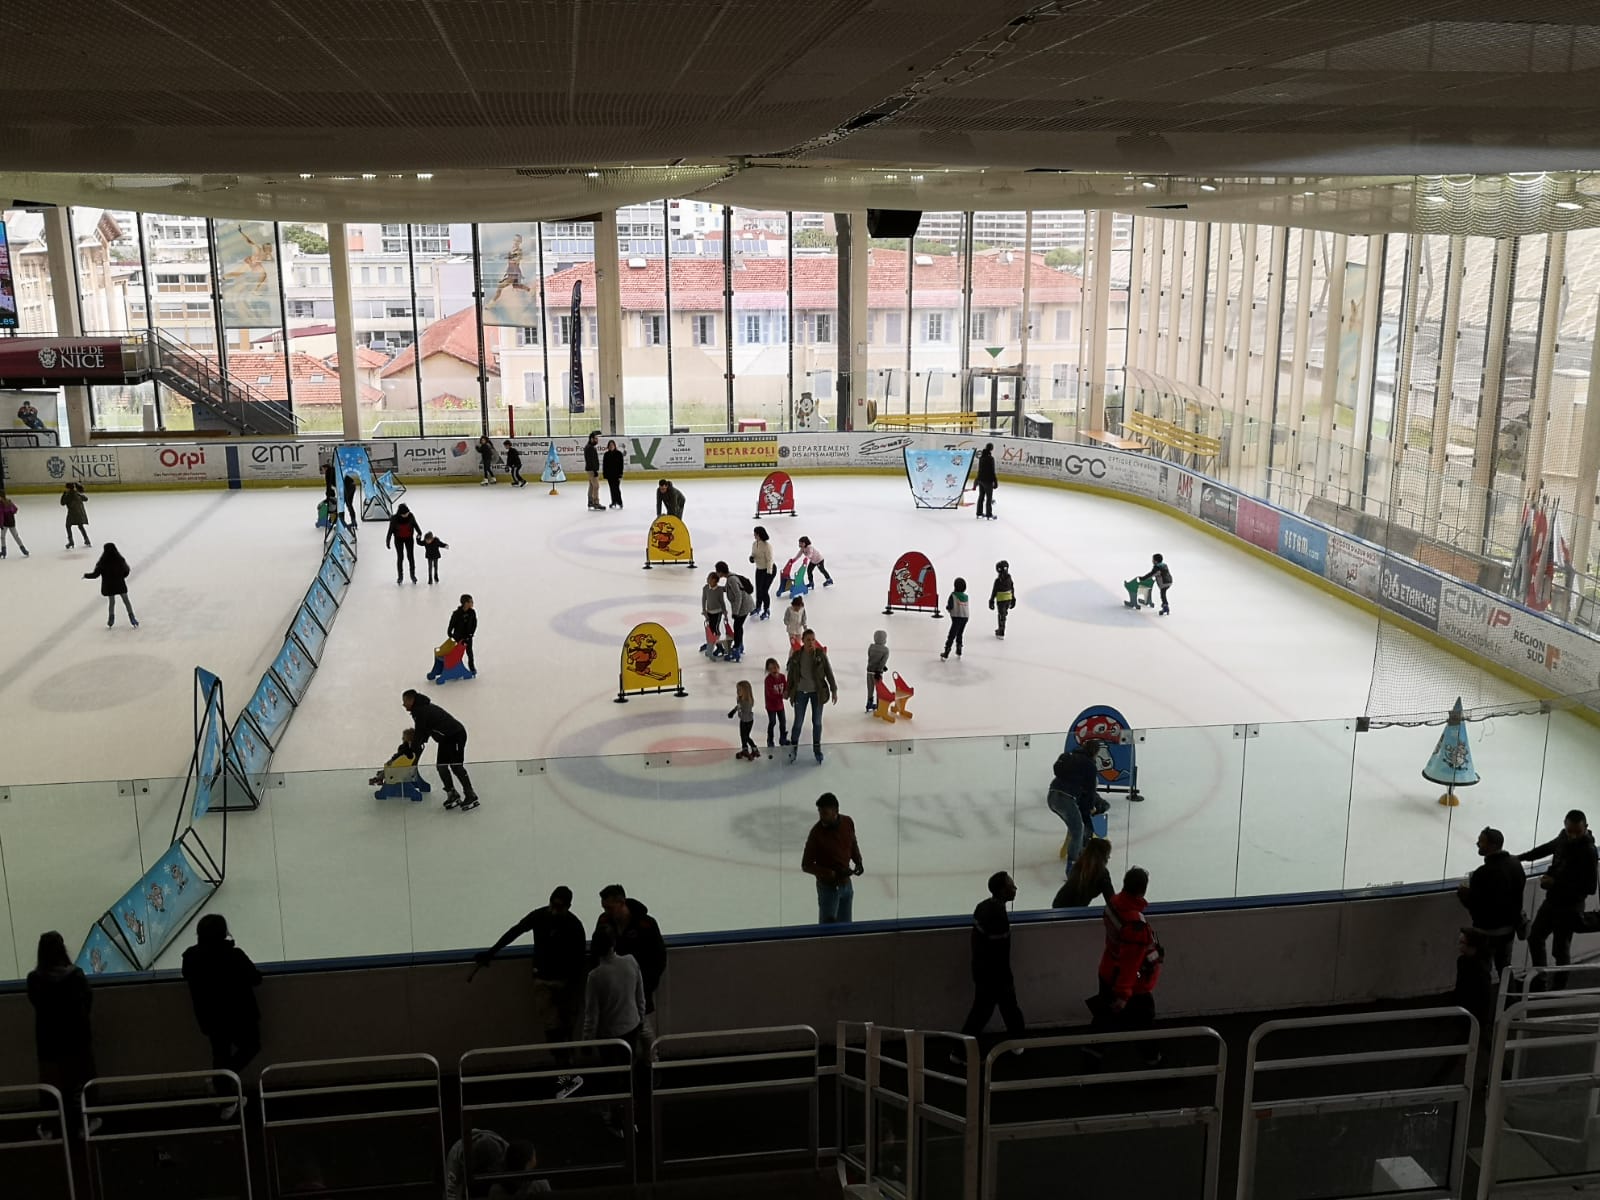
xmin=867 ymin=209 xmax=922 ymax=239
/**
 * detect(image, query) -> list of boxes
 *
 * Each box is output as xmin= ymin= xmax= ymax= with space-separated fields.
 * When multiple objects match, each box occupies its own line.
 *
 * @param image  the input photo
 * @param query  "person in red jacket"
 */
xmin=1085 ymin=867 xmax=1164 ymax=1068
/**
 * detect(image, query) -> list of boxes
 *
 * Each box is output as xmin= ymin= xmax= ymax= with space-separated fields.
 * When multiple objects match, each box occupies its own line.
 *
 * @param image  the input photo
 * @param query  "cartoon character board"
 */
xmin=290 ymin=605 xmax=328 ymax=663
xmin=1065 ymin=703 xmax=1144 ymax=805
xmin=104 ymin=843 xmax=213 ymax=971
xmin=616 ymin=621 xmax=687 ymax=701
xmin=754 ymin=470 xmax=796 ymax=517
xmin=643 ymin=515 xmax=696 ymax=569
xmin=317 ymin=556 xmax=350 ymax=605
xmin=884 ymin=550 xmax=942 ymax=616
xmin=903 ymin=448 xmax=974 ymax=510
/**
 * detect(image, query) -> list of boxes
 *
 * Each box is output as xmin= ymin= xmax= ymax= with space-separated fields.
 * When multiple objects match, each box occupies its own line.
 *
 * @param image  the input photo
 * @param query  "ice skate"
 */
xmin=458 ymin=795 xmax=481 ymax=812
xmin=443 ymin=792 xmax=462 ymax=809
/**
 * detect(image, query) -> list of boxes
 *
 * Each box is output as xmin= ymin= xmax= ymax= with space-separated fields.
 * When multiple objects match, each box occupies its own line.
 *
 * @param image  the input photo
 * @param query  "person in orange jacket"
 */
xmin=1085 ymin=866 xmax=1164 ymax=1068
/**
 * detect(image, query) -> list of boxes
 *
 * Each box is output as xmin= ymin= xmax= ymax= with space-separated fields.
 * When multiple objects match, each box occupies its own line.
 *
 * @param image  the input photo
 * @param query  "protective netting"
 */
xmin=1365 ymin=618 xmax=1537 ymax=727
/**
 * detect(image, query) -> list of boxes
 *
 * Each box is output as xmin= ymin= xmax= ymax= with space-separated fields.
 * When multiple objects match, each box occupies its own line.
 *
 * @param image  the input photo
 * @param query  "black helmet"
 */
xmin=996 ymin=560 xmax=1009 ymax=571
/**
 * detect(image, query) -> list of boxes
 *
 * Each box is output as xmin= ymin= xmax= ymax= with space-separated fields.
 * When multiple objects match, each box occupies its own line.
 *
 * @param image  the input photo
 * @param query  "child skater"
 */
xmin=1138 ymin=553 xmax=1174 ymax=616
xmin=84 ymin=542 xmax=136 ymax=628
xmin=783 ymin=594 xmax=808 ymax=652
xmin=989 ymin=560 xmax=1016 ymax=638
xmin=764 ymin=657 xmax=789 ymax=747
xmin=0 ymin=490 xmax=28 ymax=558
xmin=448 ymin=594 xmax=477 ymax=673
xmin=941 ymin=577 xmax=969 ymax=661
xmin=61 ymin=481 xmax=90 ymax=549
xmin=368 ymin=729 xmax=419 ymax=786
xmin=728 ymin=680 xmax=759 ymax=760
xmin=701 ymin=570 xmax=728 ymax=657
xmin=866 ymin=630 xmax=889 ymax=712
xmin=422 ymin=532 xmax=448 ymax=584
xmin=796 ymin=535 xmax=834 ymax=586
xmin=503 ymin=441 xmax=525 ymax=488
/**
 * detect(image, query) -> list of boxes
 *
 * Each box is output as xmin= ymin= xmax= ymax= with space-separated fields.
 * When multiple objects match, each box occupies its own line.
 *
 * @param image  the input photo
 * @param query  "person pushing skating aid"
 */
xmin=1138 ymin=554 xmax=1173 ymax=615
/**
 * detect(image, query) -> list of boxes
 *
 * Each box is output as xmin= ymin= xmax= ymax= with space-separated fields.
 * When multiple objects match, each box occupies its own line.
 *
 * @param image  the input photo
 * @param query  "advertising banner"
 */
xmin=777 ymin=435 xmax=855 ymax=469
xmin=1105 ymin=450 xmax=1164 ymax=502
xmin=705 ymin=434 xmax=779 ymax=470
xmin=645 ymin=515 xmax=696 ymax=568
xmin=1378 ymin=554 xmax=1442 ymax=631
xmin=240 ymin=440 xmax=320 ymax=481
xmin=215 ymin=220 xmax=282 ymax=328
xmin=1276 ymin=513 xmax=1329 ymax=577
xmin=0 ymin=446 xmax=120 ymax=486
xmin=136 ymin=444 xmax=229 ymax=486
xmin=391 ymin=438 xmax=478 ymax=479
xmin=618 ymin=621 xmax=687 ymax=700
xmin=1235 ymin=496 xmax=1281 ymax=553
xmin=0 ymin=338 xmax=125 ymax=383
xmin=850 ymin=432 xmax=919 ymax=467
xmin=1199 ymin=483 xmax=1237 ymax=533
xmin=0 ymin=219 xmax=15 ymax=330
xmin=884 ymin=550 xmax=940 ymax=614
xmin=627 ymin=434 xmax=702 ymax=473
xmin=904 ymin=447 xmax=974 ymax=508
xmin=1328 ymin=535 xmax=1381 ymax=600
xmin=993 ymin=439 xmax=1110 ymax=483
xmin=1168 ymin=467 xmax=1198 ymax=516
xmin=479 ymin=223 xmax=541 ymax=327
xmin=270 ymin=635 xmax=316 ymax=703
xmin=1440 ymin=581 xmax=1600 ymax=694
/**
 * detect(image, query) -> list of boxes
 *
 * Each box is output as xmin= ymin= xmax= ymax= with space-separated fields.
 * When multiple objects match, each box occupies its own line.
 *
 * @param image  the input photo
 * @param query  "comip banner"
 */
xmin=617 ymin=621 xmax=687 ymax=701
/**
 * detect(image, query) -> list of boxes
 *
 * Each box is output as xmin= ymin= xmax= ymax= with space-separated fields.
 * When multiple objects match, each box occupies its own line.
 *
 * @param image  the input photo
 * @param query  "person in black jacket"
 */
xmin=975 ymin=443 xmax=998 ymax=520
xmin=602 ymin=439 xmax=626 ymax=508
xmin=477 ymin=435 xmax=498 ymax=485
xmin=181 ymin=914 xmax=262 ymax=1112
xmin=84 ymin=542 xmax=137 ymax=628
xmin=1517 ymin=810 xmax=1598 ymax=987
xmin=386 ymin=503 xmax=420 ymax=585
xmin=596 ymin=885 xmax=667 ymax=1031
xmin=583 ymin=431 xmax=602 ymax=510
xmin=1047 ymin=740 xmax=1106 ymax=870
xmin=28 ymin=931 xmax=96 ymax=1134
xmin=448 ymin=594 xmax=478 ymax=674
xmin=1457 ymin=827 xmax=1526 ymax=974
xmin=504 ymin=441 xmax=525 ymax=487
xmin=342 ymin=473 xmax=360 ymax=530
xmin=404 ymin=689 xmax=480 ymax=811
xmin=655 ymin=479 xmax=686 ymax=519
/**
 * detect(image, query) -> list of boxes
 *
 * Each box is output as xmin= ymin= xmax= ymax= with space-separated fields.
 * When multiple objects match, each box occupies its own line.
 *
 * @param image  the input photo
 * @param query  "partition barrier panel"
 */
xmin=870 ymin=1025 xmax=916 ymax=1198
xmin=0 ymin=1084 xmax=75 ymax=1200
xmin=836 ymin=1021 xmax=873 ymax=1185
xmin=257 ymin=1054 xmax=444 ymax=1198
xmin=82 ymin=1070 xmax=251 ymax=1200
xmin=910 ymin=1031 xmax=981 ymax=1200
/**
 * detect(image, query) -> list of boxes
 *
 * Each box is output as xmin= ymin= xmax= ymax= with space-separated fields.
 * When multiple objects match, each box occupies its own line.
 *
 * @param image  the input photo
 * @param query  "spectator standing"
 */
xmin=801 ymin=793 xmax=864 ymax=923
xmin=959 ymin=872 xmax=1025 ymax=1040
xmin=448 ymin=594 xmax=479 ymax=674
xmin=602 ymin=439 xmax=626 ymax=508
xmin=61 ymin=481 xmax=90 ymax=549
xmin=1517 ymin=810 xmax=1598 ymax=989
xmin=1086 ymin=867 xmax=1164 ymax=1068
xmin=385 ymin=502 xmax=420 ymax=585
xmin=580 ymin=926 xmax=645 ymax=1044
xmin=403 ymin=689 xmax=479 ymax=811
xmin=596 ymin=886 xmax=667 ymax=1032
xmin=0 ymin=489 xmax=29 ymax=558
xmin=27 ymin=931 xmax=95 ymax=1134
xmin=84 ymin=542 xmax=137 ymax=628
xmin=655 ymin=478 xmax=686 ymax=518
xmin=1053 ymin=837 xmax=1116 ymax=908
xmin=785 ymin=629 xmax=838 ymax=764
xmin=1457 ymin=827 xmax=1526 ymax=976
xmin=504 ymin=441 xmax=525 ymax=488
xmin=583 ymin=431 xmax=602 ymax=510
xmin=181 ymin=914 xmax=262 ymax=1114
xmin=975 ymin=443 xmax=997 ymax=519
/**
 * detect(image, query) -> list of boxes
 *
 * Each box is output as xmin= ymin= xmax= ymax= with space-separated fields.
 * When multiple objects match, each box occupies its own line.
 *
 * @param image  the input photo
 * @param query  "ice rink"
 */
xmin=1 ymin=473 xmax=1594 ymax=977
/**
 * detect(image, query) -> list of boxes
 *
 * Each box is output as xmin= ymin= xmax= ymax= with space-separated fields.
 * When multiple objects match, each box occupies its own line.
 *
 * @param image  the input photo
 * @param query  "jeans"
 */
xmin=767 ymin=708 xmax=787 ymax=745
xmin=961 ymin=969 xmax=1024 ymax=1037
xmin=816 ymin=879 xmax=854 ymax=923
xmin=791 ymin=691 xmax=824 ymax=751
xmin=510 ymin=463 xmax=525 ymax=485
xmin=1047 ymin=787 xmax=1084 ymax=869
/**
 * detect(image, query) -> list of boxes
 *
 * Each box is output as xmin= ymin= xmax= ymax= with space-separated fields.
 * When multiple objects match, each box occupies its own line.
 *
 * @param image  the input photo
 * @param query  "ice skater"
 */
xmin=60 ymin=481 xmax=90 ymax=549
xmin=386 ymin=503 xmax=420 ymax=584
xmin=84 ymin=543 xmax=137 ymax=628
xmin=583 ymin=432 xmax=603 ymax=510
xmin=796 ymin=536 xmax=833 ymax=587
xmin=0 ymin=490 xmax=28 ymax=558
xmin=402 ymin=689 xmax=479 ymax=811
xmin=785 ymin=629 xmax=838 ymax=765
xmin=367 ymin=729 xmax=420 ymax=785
xmin=866 ymin=630 xmax=889 ymax=711
xmin=975 ymin=443 xmax=998 ymax=519
xmin=941 ymin=578 xmax=970 ymax=660
xmin=1138 ymin=554 xmax=1173 ymax=615
xmin=504 ymin=441 xmax=525 ymax=487
xmin=700 ymin=571 xmax=728 ymax=657
xmin=655 ymin=478 xmax=686 ymax=518
xmin=342 ymin=473 xmax=360 ymax=530
xmin=764 ymin=657 xmax=788 ymax=747
xmin=783 ymin=595 xmax=808 ymax=652
xmin=422 ymin=532 xmax=448 ymax=584
xmin=716 ymin=559 xmax=755 ymax=662
xmin=751 ymin=526 xmax=775 ymax=618
xmin=728 ymin=680 xmax=759 ymax=760
xmin=989 ymin=560 xmax=1016 ymax=638
xmin=316 ymin=488 xmax=337 ymax=535
xmin=448 ymin=594 xmax=478 ymax=674
xmin=603 ymin=439 xmax=626 ymax=508
xmin=476 ymin=436 xmax=498 ymax=486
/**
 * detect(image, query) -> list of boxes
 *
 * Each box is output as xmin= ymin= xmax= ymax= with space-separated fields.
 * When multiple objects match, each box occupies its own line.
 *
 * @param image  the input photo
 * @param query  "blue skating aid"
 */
xmin=428 ymin=638 xmax=477 ymax=684
xmin=374 ymin=768 xmax=432 ymax=802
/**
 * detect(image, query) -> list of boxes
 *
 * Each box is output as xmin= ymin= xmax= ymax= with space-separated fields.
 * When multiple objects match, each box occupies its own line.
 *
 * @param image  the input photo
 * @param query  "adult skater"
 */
xmin=989 ymin=560 xmax=1016 ymax=638
xmin=322 ymin=456 xmax=336 ymax=494
xmin=342 ymin=473 xmax=360 ymax=530
xmin=403 ymin=689 xmax=480 ymax=811
xmin=476 ymin=436 xmax=497 ymax=486
xmin=655 ymin=478 xmax=686 ymax=519
xmin=715 ymin=559 xmax=755 ymax=661
xmin=960 ymin=872 xmax=1025 ymax=1040
xmin=751 ymin=526 xmax=775 ymax=618
xmin=61 ymin=481 xmax=90 ymax=549
xmin=0 ymin=489 xmax=28 ymax=558
xmin=785 ymin=628 xmax=838 ymax=765
xmin=975 ymin=443 xmax=998 ymax=519
xmin=181 ymin=913 xmax=262 ymax=1113
xmin=385 ymin=503 xmax=420 ymax=585
xmin=1048 ymin=739 xmax=1106 ymax=869
xmin=583 ymin=431 xmax=602 ymax=510
xmin=1516 ymin=810 xmax=1597 ymax=989
xmin=504 ymin=441 xmax=525 ymax=487
xmin=1138 ymin=554 xmax=1173 ymax=616
xmin=602 ymin=438 xmax=626 ymax=508
xmin=84 ymin=543 xmax=137 ymax=628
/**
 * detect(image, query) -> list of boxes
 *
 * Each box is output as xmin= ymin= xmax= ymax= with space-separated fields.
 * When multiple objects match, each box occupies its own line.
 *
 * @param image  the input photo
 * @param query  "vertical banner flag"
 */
xmin=570 ymin=280 xmax=586 ymax=413
xmin=0 ymin=220 xmax=16 ymax=330
xmin=1335 ymin=263 xmax=1366 ymax=417
xmin=215 ymin=220 xmax=283 ymax=328
xmin=479 ymin=223 xmax=540 ymax=327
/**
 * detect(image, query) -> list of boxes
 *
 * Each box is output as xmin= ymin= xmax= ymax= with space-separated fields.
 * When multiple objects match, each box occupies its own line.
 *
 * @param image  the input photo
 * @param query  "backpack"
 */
xmin=734 ymin=574 xmax=754 ymax=595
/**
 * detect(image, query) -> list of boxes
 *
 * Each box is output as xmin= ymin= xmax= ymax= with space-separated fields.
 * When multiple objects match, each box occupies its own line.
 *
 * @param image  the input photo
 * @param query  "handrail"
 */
xmin=0 ymin=1083 xmax=75 ymax=1199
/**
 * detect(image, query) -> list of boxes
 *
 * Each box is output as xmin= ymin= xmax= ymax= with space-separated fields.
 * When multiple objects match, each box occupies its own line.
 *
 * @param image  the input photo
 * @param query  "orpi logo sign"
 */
xmin=159 ymin=448 xmax=205 ymax=470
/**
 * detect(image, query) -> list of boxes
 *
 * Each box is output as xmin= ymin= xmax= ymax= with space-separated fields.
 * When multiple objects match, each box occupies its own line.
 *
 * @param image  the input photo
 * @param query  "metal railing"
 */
xmin=147 ymin=329 xmax=297 ymax=435
xmin=0 ymin=1084 xmax=75 ymax=1199
xmin=258 ymin=1053 xmax=444 ymax=1198
xmin=81 ymin=1069 xmax=251 ymax=1199
xmin=1238 ymin=1008 xmax=1479 ymax=1200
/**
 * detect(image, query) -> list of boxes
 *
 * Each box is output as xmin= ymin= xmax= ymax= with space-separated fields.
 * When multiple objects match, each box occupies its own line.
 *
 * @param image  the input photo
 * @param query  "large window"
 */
xmin=733 ymin=206 xmax=795 ymax=430
xmin=540 ymin=218 xmax=597 ymax=435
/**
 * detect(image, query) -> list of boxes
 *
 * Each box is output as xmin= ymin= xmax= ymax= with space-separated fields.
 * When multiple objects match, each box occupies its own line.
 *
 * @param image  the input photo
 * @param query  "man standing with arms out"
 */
xmin=1457 ymin=827 xmax=1526 ymax=977
xmin=596 ymin=885 xmax=667 ymax=1036
xmin=960 ymin=872 xmax=1025 ymax=1042
xmin=974 ymin=443 xmax=997 ymax=520
xmin=402 ymin=689 xmax=480 ymax=811
xmin=1517 ymin=810 xmax=1598 ymax=989
xmin=801 ymin=793 xmax=864 ymax=923
xmin=785 ymin=628 xmax=838 ymax=765
xmin=583 ymin=430 xmax=603 ymax=511
xmin=1086 ymin=866 xmax=1164 ymax=1068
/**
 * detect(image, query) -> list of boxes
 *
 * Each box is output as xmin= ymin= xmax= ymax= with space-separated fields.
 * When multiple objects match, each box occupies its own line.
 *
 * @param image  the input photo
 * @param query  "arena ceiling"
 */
xmin=6 ymin=0 xmax=1600 ymax=231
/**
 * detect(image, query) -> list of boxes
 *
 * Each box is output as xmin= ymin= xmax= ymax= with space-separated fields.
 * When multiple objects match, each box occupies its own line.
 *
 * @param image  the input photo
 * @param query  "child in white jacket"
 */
xmin=783 ymin=596 xmax=807 ymax=651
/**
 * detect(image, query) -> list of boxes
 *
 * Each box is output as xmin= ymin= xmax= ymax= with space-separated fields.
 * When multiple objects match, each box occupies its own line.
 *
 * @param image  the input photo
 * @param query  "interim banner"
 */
xmin=616 ymin=621 xmax=687 ymax=702
xmin=480 ymin=223 xmax=541 ymax=327
xmin=903 ymin=447 xmax=973 ymax=509
xmin=644 ymin=515 xmax=696 ymax=569
xmin=569 ymin=280 xmax=585 ymax=414
xmin=215 ymin=220 xmax=282 ymax=328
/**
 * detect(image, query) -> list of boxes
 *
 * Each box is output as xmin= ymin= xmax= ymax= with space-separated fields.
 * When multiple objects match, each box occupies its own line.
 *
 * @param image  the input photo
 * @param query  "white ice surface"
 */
xmin=0 ymin=476 xmax=1593 ymax=979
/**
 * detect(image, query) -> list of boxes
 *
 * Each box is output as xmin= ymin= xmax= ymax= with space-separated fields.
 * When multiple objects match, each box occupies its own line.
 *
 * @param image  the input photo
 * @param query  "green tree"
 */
xmin=282 ymin=223 xmax=329 ymax=255
xmin=794 ymin=229 xmax=836 ymax=249
xmin=1044 ymin=247 xmax=1083 ymax=270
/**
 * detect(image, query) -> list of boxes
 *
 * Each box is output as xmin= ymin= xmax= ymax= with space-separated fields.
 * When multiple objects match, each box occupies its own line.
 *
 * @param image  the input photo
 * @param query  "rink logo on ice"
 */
xmin=1378 ymin=559 xmax=1441 ymax=631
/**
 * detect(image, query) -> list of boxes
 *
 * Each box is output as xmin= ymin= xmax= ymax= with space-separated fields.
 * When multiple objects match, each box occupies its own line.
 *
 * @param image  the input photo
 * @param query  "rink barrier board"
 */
xmin=3 ymin=433 xmax=1597 ymax=722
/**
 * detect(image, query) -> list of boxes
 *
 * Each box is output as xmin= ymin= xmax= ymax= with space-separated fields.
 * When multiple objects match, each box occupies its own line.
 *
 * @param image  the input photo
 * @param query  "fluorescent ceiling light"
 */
xmin=1199 ymin=182 xmax=1218 ymax=192
xmin=1556 ymin=199 xmax=1583 ymax=211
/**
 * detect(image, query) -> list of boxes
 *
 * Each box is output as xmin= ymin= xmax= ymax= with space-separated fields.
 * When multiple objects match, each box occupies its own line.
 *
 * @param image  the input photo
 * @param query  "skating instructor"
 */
xmin=403 ymin=689 xmax=480 ymax=812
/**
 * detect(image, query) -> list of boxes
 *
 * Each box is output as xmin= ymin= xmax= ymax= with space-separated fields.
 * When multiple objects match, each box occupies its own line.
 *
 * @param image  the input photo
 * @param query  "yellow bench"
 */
xmin=874 ymin=411 xmax=983 ymax=433
xmin=1124 ymin=411 xmax=1221 ymax=459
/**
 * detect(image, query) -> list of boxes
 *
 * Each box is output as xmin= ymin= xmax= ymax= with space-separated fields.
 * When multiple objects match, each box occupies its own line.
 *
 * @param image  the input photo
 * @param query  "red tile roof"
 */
xmin=222 ymin=350 xmax=382 ymax=407
xmin=325 ymin=347 xmax=388 ymax=371
xmin=381 ymin=307 xmax=499 ymax=379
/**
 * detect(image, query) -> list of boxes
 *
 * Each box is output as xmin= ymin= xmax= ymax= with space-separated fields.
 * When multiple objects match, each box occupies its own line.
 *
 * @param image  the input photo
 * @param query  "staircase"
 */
xmin=143 ymin=329 xmax=298 ymax=436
